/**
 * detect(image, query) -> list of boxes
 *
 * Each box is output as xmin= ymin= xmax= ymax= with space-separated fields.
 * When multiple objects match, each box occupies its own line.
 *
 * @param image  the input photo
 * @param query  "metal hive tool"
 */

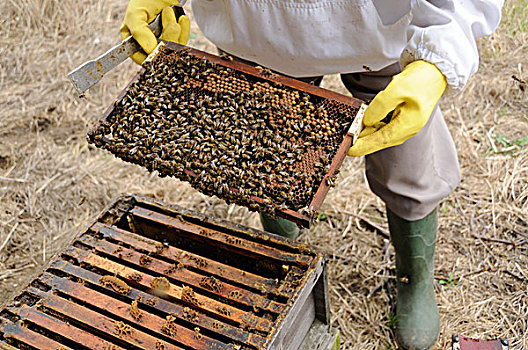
xmin=88 ymin=42 xmax=366 ymax=227
xmin=0 ymin=195 xmax=332 ymax=349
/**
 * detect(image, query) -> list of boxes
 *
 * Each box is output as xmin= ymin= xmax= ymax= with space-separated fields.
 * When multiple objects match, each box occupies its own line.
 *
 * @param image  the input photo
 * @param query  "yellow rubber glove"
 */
xmin=348 ymin=60 xmax=447 ymax=157
xmin=120 ymin=0 xmax=191 ymax=65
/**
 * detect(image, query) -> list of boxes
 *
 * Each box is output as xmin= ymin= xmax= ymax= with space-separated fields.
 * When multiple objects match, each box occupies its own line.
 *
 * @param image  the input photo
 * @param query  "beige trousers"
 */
xmin=341 ymin=64 xmax=461 ymax=220
xmin=220 ymin=51 xmax=461 ymax=220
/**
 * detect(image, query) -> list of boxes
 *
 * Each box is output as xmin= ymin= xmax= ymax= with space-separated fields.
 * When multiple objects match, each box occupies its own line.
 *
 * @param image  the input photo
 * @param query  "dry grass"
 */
xmin=0 ymin=1 xmax=527 ymax=349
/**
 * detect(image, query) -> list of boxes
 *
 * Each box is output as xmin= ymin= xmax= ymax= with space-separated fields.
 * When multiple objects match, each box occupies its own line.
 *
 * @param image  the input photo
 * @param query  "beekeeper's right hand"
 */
xmin=120 ymin=0 xmax=190 ymax=65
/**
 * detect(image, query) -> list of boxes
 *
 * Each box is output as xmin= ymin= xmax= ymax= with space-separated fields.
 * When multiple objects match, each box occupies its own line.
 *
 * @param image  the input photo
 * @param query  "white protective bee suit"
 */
xmin=185 ymin=0 xmax=504 ymax=220
xmin=190 ymin=0 xmax=503 ymax=93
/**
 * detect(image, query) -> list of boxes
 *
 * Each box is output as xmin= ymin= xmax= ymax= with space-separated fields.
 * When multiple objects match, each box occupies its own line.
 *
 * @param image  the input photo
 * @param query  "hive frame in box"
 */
xmin=89 ymin=42 xmax=366 ymax=228
xmin=0 ymin=194 xmax=339 ymax=350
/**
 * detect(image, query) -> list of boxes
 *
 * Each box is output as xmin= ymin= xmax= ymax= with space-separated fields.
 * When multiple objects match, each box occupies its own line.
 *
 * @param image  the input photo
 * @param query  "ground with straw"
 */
xmin=0 ymin=1 xmax=527 ymax=348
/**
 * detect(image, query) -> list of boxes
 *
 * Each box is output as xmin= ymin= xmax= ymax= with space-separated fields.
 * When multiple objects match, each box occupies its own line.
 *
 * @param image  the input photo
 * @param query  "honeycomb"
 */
xmin=89 ymin=44 xmax=358 ymax=216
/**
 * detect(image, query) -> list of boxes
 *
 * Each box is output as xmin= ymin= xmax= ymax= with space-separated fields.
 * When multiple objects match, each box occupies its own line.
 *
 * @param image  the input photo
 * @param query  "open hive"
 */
xmin=88 ymin=42 xmax=365 ymax=227
xmin=0 ymin=195 xmax=335 ymax=349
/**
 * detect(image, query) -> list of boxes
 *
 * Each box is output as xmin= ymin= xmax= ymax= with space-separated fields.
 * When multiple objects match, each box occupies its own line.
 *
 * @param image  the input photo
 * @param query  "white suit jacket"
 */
xmin=183 ymin=0 xmax=503 ymax=93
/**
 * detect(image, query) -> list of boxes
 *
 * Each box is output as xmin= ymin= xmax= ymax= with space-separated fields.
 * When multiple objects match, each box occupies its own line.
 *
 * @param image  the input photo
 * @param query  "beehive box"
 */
xmin=88 ymin=42 xmax=366 ymax=228
xmin=0 ymin=195 xmax=338 ymax=349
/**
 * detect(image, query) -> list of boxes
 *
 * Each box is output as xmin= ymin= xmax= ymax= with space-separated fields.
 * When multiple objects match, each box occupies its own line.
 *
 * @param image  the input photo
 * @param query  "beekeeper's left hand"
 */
xmin=348 ymin=60 xmax=447 ymax=157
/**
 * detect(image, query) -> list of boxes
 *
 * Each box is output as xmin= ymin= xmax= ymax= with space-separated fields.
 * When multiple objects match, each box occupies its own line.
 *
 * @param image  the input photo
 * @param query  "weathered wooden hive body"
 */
xmin=0 ymin=195 xmax=338 ymax=349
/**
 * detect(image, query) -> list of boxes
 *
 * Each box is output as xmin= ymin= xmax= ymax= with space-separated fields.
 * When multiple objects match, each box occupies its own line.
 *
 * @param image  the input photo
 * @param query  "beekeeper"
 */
xmin=120 ymin=1 xmax=504 ymax=349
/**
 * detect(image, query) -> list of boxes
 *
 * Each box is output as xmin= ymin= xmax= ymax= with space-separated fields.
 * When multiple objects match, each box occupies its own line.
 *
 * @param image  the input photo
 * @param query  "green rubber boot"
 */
xmin=387 ymin=207 xmax=439 ymax=350
xmin=259 ymin=213 xmax=300 ymax=240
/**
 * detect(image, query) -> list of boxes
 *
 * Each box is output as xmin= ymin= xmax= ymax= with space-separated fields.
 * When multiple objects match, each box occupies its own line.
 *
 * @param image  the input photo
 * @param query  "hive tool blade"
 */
xmin=67 ymin=5 xmax=185 ymax=95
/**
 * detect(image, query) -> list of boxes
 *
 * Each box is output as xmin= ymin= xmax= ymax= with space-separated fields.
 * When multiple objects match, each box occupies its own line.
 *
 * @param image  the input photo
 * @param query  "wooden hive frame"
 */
xmin=88 ymin=42 xmax=366 ymax=228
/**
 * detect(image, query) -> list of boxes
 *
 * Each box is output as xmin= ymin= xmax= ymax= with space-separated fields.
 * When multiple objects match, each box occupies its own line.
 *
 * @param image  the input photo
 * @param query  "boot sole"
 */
xmin=395 ymin=337 xmax=438 ymax=349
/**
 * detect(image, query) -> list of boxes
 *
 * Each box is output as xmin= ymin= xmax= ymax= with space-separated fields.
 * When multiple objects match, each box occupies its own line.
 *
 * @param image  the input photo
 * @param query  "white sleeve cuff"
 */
xmin=401 ymin=0 xmax=503 ymax=95
xmin=400 ymin=44 xmax=466 ymax=95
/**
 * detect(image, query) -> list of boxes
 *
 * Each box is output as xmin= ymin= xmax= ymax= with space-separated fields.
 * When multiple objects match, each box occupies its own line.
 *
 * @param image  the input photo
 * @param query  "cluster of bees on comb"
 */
xmin=89 ymin=45 xmax=355 ymax=215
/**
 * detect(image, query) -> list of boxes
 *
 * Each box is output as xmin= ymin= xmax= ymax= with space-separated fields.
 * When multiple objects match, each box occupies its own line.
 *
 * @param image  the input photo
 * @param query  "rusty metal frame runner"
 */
xmin=0 ymin=194 xmax=329 ymax=349
xmin=88 ymin=42 xmax=366 ymax=228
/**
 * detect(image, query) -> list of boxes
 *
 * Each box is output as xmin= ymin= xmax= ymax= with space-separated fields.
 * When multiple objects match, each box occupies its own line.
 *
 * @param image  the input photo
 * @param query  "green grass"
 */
xmin=504 ymin=0 xmax=528 ymax=35
xmin=490 ymin=133 xmax=528 ymax=154
xmin=386 ymin=313 xmax=399 ymax=329
xmin=439 ymin=272 xmax=460 ymax=290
